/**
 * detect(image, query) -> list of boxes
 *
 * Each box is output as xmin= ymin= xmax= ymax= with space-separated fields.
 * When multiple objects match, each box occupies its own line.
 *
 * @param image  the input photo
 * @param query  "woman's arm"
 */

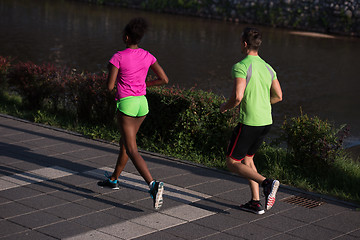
xmin=107 ymin=63 xmax=118 ymax=91
xmin=220 ymin=77 xmax=246 ymax=113
xmin=147 ymin=61 xmax=169 ymax=87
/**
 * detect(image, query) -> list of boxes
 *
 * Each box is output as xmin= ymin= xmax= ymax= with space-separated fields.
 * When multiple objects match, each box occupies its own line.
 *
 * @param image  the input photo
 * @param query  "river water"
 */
xmin=1 ymin=0 xmax=360 ymax=146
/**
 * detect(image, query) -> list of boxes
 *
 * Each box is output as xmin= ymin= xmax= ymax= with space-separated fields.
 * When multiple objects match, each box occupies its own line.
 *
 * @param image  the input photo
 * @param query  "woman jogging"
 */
xmin=98 ymin=17 xmax=169 ymax=210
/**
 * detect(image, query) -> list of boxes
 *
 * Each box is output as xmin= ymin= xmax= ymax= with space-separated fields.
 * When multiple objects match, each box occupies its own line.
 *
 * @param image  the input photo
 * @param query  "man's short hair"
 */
xmin=242 ymin=27 xmax=262 ymax=51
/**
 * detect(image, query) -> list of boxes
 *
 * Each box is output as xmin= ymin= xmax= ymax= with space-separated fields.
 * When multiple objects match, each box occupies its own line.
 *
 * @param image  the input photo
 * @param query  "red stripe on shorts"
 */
xmin=229 ymin=124 xmax=242 ymax=160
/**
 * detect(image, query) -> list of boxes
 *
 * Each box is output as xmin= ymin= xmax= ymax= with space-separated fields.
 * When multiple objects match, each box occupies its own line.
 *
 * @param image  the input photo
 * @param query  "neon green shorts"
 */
xmin=116 ymin=95 xmax=149 ymax=117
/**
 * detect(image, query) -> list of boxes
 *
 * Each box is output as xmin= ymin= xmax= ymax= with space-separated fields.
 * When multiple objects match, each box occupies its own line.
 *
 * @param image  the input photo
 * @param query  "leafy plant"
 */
xmin=0 ymin=56 xmax=12 ymax=92
xmin=280 ymin=108 xmax=350 ymax=175
xmin=7 ymin=61 xmax=62 ymax=109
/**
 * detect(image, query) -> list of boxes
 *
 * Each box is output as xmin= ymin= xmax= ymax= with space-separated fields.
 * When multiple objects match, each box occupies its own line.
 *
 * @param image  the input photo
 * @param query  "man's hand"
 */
xmin=220 ymin=103 xmax=227 ymax=113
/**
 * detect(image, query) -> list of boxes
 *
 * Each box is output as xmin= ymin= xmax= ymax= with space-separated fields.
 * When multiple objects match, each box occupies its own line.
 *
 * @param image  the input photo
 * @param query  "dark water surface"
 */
xmin=1 ymin=0 xmax=360 ymax=146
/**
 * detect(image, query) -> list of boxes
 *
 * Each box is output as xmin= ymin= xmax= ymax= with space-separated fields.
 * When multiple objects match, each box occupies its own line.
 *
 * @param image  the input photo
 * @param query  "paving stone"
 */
xmin=188 ymin=178 xmax=248 ymax=195
xmin=71 ymin=211 xmax=125 ymax=229
xmin=101 ymin=187 xmax=149 ymax=204
xmin=281 ymin=206 xmax=330 ymax=223
xmin=5 ymin=161 xmax=48 ymax=172
xmin=99 ymin=220 xmax=156 ymax=239
xmin=190 ymin=196 xmax=239 ymax=213
xmin=0 ymin=155 xmax=23 ymax=165
xmin=287 ymin=223 xmax=343 ymax=239
xmin=17 ymin=193 xmax=68 ymax=210
xmin=25 ymin=180 xmax=65 ymax=194
xmin=133 ymin=230 xmax=184 ymax=240
xmin=266 ymin=233 xmax=304 ymax=240
xmin=0 ymin=201 xmax=36 ymax=218
xmin=44 ymin=202 xmax=95 ymax=220
xmin=37 ymin=221 xmax=93 ymax=239
xmin=332 ymin=234 xmax=360 ymax=240
xmin=9 ymin=210 xmax=62 ymax=229
xmin=254 ymin=214 xmax=306 ymax=232
xmin=313 ymin=210 xmax=360 ymax=234
xmin=64 ymin=230 xmax=121 ymax=240
xmin=0 ymin=178 xmax=20 ymax=191
xmin=102 ymin=202 xmax=153 ymax=220
xmin=215 ymin=187 xmax=251 ymax=204
xmin=193 ymin=213 xmax=246 ymax=231
xmin=349 ymin=229 xmax=360 ymax=237
xmin=30 ymin=166 xmax=76 ymax=179
xmin=224 ymin=222 xmax=280 ymax=240
xmin=48 ymin=188 xmax=89 ymax=202
xmin=131 ymin=212 xmax=186 ymax=230
xmin=0 ymin=219 xmax=28 ymax=238
xmin=0 ymin=186 xmax=43 ymax=201
xmin=197 ymin=232 xmax=244 ymax=240
xmin=75 ymin=195 xmax=118 ymax=211
xmin=163 ymin=172 xmax=217 ymax=188
xmin=163 ymin=222 xmax=218 ymax=239
xmin=161 ymin=204 xmax=215 ymax=221
xmin=0 ymin=230 xmax=58 ymax=240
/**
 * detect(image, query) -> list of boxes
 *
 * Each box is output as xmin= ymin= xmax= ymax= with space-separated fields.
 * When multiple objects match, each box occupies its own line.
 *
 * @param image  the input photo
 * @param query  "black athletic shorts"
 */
xmin=226 ymin=123 xmax=272 ymax=161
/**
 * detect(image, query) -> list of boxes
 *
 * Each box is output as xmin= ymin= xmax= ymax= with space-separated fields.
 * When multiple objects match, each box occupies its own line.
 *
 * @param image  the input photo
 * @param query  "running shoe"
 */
xmin=263 ymin=179 xmax=280 ymax=210
xmin=97 ymin=172 xmax=119 ymax=190
xmin=240 ymin=200 xmax=265 ymax=215
xmin=149 ymin=181 xmax=164 ymax=209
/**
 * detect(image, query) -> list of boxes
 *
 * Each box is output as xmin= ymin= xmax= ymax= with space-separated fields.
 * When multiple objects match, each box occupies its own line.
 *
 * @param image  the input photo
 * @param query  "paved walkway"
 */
xmin=0 ymin=114 xmax=359 ymax=240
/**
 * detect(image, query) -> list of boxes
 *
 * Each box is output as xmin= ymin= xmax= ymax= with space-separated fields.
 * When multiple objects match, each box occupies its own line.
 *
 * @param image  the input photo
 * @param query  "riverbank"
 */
xmin=346 ymin=145 xmax=360 ymax=161
xmin=79 ymin=0 xmax=360 ymax=37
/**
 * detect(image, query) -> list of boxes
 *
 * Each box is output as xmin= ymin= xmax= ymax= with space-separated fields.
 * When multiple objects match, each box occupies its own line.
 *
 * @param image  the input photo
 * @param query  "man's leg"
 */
xmin=226 ymin=156 xmax=265 ymax=187
xmin=243 ymin=155 xmax=262 ymax=201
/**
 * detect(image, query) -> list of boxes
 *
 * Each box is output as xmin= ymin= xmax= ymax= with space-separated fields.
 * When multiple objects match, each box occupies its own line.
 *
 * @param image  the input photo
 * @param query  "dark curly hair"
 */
xmin=123 ymin=17 xmax=149 ymax=45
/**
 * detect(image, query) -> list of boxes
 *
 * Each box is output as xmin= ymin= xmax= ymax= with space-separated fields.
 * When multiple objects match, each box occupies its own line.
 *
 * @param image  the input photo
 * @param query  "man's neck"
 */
xmin=247 ymin=50 xmax=259 ymax=56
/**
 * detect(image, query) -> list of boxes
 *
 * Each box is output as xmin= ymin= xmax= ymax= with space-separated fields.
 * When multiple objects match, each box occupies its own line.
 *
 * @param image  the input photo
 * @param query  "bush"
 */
xmin=0 ymin=56 xmax=12 ymax=92
xmin=140 ymin=86 xmax=239 ymax=167
xmin=7 ymin=61 xmax=63 ymax=109
xmin=64 ymin=71 xmax=116 ymax=124
xmin=280 ymin=109 xmax=350 ymax=174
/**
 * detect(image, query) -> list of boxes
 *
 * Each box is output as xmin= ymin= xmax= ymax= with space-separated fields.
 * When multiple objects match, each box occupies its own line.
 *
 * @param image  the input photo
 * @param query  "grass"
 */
xmin=1 ymin=90 xmax=359 ymax=206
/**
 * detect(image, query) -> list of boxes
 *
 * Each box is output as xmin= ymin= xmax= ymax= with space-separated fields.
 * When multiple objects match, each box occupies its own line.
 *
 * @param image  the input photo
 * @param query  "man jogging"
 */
xmin=220 ymin=27 xmax=283 ymax=214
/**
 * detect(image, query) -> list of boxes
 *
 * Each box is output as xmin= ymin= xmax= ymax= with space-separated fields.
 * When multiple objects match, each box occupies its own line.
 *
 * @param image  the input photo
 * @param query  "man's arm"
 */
xmin=270 ymin=79 xmax=283 ymax=104
xmin=220 ymin=77 xmax=247 ymax=113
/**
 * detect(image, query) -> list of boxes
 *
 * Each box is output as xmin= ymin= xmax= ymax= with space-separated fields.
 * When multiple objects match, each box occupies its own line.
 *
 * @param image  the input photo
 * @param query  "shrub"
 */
xmin=7 ymin=61 xmax=63 ymax=109
xmin=0 ymin=56 xmax=12 ymax=92
xmin=141 ymin=86 xmax=238 ymax=166
xmin=64 ymin=71 xmax=116 ymax=124
xmin=280 ymin=109 xmax=349 ymax=174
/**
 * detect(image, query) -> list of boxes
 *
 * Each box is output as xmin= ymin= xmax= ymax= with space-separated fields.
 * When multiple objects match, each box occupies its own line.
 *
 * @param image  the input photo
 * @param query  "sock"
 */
xmin=149 ymin=180 xmax=155 ymax=189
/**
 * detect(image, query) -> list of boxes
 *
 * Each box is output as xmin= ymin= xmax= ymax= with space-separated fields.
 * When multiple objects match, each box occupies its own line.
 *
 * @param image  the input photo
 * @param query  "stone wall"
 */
xmin=85 ymin=0 xmax=360 ymax=37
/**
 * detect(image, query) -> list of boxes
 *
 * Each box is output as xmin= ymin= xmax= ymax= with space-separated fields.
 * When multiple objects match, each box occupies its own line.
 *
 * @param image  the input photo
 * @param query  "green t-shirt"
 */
xmin=232 ymin=55 xmax=277 ymax=126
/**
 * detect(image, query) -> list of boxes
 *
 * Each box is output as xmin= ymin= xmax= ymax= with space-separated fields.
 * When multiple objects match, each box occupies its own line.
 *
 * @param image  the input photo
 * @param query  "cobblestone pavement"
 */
xmin=0 ymin=114 xmax=359 ymax=239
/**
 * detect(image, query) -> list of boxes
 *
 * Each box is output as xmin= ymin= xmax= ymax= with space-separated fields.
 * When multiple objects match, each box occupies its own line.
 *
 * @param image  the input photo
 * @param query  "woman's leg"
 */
xmin=110 ymin=137 xmax=129 ymax=180
xmin=118 ymin=113 xmax=153 ymax=185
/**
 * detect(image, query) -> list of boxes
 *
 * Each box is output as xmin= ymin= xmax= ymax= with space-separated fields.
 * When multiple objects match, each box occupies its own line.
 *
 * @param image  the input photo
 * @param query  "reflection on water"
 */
xmin=1 ymin=0 xmax=360 ymax=145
